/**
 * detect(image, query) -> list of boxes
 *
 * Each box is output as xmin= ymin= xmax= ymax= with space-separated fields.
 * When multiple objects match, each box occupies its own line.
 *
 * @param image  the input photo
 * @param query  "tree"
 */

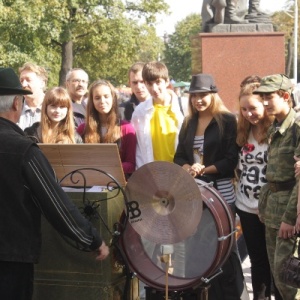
xmin=163 ymin=13 xmax=202 ymax=82
xmin=271 ymin=0 xmax=300 ymax=79
xmin=0 ymin=0 xmax=168 ymax=86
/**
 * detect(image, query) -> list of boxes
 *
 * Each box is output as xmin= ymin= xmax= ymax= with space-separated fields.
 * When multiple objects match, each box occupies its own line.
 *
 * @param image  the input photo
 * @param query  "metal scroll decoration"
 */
xmin=58 ymin=167 xmax=129 ymax=252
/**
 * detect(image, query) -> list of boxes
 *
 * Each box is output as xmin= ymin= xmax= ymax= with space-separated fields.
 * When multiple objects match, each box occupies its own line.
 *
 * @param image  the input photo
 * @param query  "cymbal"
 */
xmin=125 ymin=161 xmax=203 ymax=244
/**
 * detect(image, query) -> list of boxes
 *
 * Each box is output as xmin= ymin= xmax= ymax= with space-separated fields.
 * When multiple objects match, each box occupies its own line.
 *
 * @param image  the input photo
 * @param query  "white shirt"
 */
xmin=17 ymin=101 xmax=42 ymax=130
xmin=236 ymin=131 xmax=268 ymax=214
xmin=131 ymin=93 xmax=184 ymax=169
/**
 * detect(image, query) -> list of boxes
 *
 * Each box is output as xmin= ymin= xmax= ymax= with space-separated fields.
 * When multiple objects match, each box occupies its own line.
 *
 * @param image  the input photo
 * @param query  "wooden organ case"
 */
xmin=33 ymin=144 xmax=128 ymax=300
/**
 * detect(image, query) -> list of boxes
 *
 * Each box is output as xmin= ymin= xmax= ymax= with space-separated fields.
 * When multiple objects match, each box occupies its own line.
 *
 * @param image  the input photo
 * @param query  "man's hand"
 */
xmin=294 ymin=156 xmax=300 ymax=177
xmin=95 ymin=241 xmax=109 ymax=261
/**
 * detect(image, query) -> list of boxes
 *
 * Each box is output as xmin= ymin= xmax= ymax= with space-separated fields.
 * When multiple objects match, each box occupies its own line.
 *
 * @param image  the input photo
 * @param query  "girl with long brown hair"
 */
xmin=236 ymin=80 xmax=279 ymax=300
xmin=77 ymin=79 xmax=136 ymax=178
xmin=24 ymin=87 xmax=82 ymax=144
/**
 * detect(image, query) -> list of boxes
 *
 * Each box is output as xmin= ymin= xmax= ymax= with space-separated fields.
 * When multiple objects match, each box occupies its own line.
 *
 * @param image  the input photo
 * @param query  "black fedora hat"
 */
xmin=188 ymin=74 xmax=218 ymax=93
xmin=0 ymin=67 xmax=32 ymax=95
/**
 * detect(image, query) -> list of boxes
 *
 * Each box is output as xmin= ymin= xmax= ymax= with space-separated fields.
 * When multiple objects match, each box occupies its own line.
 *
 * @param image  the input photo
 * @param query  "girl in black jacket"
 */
xmin=174 ymin=74 xmax=245 ymax=300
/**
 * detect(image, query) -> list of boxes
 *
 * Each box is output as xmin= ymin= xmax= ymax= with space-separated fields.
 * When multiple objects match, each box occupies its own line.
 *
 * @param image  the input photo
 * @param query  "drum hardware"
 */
xmin=113 ymin=222 xmax=121 ymax=236
xmin=199 ymin=181 xmax=214 ymax=188
xmin=218 ymin=229 xmax=238 ymax=241
xmin=201 ymin=286 xmax=209 ymax=300
xmin=207 ymin=197 xmax=214 ymax=203
xmin=161 ymin=244 xmax=174 ymax=255
xmin=201 ymin=268 xmax=223 ymax=284
xmin=160 ymin=253 xmax=171 ymax=300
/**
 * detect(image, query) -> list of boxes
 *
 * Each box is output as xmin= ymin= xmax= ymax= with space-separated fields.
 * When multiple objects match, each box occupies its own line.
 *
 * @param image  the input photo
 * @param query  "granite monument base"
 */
xmin=191 ymin=30 xmax=285 ymax=113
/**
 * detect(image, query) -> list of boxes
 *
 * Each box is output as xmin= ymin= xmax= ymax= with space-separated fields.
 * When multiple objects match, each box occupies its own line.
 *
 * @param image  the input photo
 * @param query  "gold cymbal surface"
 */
xmin=125 ymin=161 xmax=203 ymax=244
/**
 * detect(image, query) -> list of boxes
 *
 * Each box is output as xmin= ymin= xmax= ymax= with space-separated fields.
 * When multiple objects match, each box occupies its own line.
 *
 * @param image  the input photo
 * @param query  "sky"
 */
xmin=155 ymin=0 xmax=288 ymax=36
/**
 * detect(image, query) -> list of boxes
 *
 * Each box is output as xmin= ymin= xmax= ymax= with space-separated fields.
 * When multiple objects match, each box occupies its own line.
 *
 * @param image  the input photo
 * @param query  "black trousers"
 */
xmin=207 ymin=250 xmax=244 ymax=300
xmin=236 ymin=208 xmax=272 ymax=299
xmin=0 ymin=261 xmax=34 ymax=300
xmin=236 ymin=208 xmax=283 ymax=300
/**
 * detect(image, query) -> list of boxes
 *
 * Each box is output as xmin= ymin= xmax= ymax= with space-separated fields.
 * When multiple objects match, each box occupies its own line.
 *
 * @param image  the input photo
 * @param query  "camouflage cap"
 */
xmin=253 ymin=74 xmax=293 ymax=94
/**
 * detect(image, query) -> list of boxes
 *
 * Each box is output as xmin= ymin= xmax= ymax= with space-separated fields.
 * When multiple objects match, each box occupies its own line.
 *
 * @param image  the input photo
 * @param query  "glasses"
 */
xmin=70 ymin=79 xmax=88 ymax=84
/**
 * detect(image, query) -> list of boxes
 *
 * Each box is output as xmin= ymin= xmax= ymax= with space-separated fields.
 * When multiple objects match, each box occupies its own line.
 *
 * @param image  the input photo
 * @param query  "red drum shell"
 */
xmin=119 ymin=181 xmax=235 ymax=291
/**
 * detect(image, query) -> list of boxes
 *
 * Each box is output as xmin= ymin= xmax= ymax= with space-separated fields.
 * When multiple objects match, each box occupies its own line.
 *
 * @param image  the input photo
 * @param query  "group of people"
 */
xmin=171 ymin=71 xmax=300 ymax=300
xmin=1 ymin=59 xmax=300 ymax=300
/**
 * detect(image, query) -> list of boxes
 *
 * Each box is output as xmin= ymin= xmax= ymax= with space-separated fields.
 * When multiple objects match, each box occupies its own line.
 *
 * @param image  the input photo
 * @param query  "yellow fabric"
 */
xmin=150 ymin=104 xmax=178 ymax=162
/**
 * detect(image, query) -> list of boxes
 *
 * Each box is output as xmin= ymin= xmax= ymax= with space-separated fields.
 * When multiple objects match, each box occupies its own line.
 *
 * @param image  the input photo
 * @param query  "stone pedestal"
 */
xmin=191 ymin=31 xmax=285 ymax=113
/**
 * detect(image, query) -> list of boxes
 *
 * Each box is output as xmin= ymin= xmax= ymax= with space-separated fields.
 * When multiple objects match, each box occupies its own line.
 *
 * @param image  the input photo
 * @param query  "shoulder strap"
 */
xmin=292 ymin=122 xmax=297 ymax=147
xmin=178 ymin=97 xmax=184 ymax=116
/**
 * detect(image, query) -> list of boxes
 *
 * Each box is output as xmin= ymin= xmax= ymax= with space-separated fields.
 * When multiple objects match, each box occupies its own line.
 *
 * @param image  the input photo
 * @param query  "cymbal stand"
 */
xmin=160 ymin=254 xmax=171 ymax=300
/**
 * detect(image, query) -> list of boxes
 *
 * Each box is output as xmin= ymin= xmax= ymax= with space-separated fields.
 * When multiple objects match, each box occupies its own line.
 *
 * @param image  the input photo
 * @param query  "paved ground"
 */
xmin=242 ymin=255 xmax=275 ymax=300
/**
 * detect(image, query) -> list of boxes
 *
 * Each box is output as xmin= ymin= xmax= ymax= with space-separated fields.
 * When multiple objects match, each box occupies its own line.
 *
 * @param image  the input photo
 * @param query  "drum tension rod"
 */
xmin=218 ymin=229 xmax=238 ymax=241
xmin=201 ymin=268 xmax=223 ymax=283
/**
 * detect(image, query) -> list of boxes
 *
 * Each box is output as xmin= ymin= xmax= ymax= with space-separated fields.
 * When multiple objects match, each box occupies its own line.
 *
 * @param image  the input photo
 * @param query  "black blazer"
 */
xmin=174 ymin=112 xmax=239 ymax=180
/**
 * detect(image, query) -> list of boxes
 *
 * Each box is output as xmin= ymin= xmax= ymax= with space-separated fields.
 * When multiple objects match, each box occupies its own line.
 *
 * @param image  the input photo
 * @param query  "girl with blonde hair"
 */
xmin=174 ymin=74 xmax=244 ymax=300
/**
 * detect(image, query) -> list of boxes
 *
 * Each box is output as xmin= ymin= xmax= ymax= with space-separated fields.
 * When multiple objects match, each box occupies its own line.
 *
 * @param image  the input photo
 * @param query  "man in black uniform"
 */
xmin=0 ymin=67 xmax=109 ymax=300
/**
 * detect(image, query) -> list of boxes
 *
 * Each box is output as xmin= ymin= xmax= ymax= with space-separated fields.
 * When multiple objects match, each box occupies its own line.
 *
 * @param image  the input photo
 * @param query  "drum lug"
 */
xmin=200 ymin=181 xmax=215 ymax=188
xmin=201 ymin=268 xmax=223 ymax=283
xmin=208 ymin=197 xmax=214 ymax=203
xmin=218 ymin=229 xmax=238 ymax=241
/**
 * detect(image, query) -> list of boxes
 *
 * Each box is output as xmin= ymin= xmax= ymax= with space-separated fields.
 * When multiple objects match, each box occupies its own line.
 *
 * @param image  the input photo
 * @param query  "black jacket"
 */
xmin=174 ymin=113 xmax=239 ymax=180
xmin=119 ymin=94 xmax=140 ymax=121
xmin=0 ymin=117 xmax=102 ymax=264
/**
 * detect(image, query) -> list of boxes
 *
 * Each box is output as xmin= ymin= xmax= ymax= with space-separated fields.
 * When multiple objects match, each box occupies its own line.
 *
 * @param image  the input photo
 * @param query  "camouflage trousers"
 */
xmin=265 ymin=226 xmax=298 ymax=300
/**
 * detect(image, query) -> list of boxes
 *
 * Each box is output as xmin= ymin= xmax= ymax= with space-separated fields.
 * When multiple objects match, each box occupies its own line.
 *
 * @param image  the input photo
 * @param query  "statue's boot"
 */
xmin=224 ymin=0 xmax=248 ymax=24
xmin=245 ymin=0 xmax=271 ymax=23
xmin=248 ymin=0 xmax=268 ymax=15
xmin=211 ymin=0 xmax=226 ymax=24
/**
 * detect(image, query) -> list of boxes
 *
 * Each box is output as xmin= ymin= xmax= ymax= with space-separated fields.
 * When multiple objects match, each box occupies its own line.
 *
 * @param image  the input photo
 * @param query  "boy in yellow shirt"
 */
xmin=131 ymin=61 xmax=184 ymax=168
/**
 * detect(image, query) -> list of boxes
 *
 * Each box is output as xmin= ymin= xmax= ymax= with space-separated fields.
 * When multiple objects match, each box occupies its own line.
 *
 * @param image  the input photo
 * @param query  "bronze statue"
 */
xmin=245 ymin=0 xmax=271 ymax=22
xmin=201 ymin=0 xmax=271 ymax=32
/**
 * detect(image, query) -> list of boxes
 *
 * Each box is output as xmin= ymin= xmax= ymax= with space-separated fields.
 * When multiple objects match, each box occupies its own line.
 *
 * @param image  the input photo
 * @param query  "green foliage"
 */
xmin=163 ymin=13 xmax=201 ymax=82
xmin=272 ymin=1 xmax=296 ymax=38
xmin=271 ymin=0 xmax=300 ymax=79
xmin=0 ymin=0 xmax=168 ymax=87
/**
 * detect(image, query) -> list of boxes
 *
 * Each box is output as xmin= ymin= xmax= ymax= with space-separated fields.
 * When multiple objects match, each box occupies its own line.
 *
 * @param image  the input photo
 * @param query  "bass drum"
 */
xmin=119 ymin=180 xmax=235 ymax=291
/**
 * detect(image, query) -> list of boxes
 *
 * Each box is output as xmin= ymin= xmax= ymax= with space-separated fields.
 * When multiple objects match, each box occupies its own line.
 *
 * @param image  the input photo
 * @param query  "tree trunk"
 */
xmin=59 ymin=40 xmax=73 ymax=87
xmin=286 ymin=37 xmax=293 ymax=77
